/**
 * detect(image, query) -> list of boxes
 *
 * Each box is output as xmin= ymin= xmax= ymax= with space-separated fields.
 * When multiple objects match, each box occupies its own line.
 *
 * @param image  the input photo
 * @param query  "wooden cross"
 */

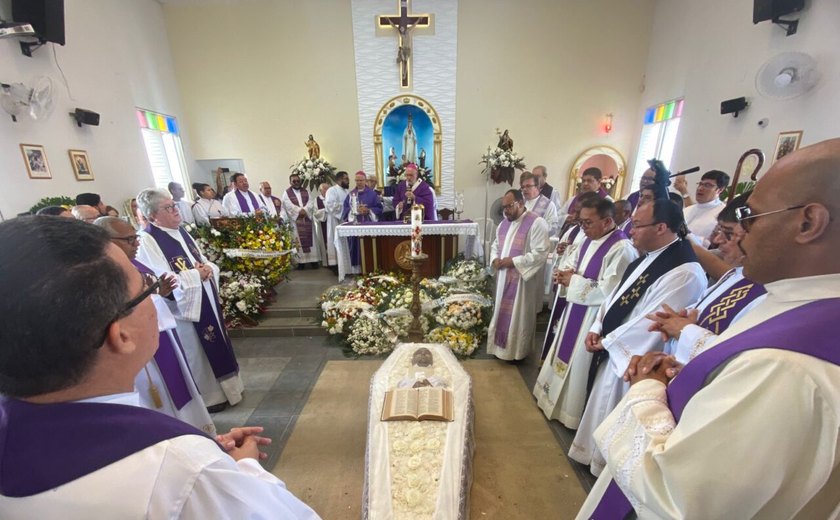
xmin=376 ymin=0 xmax=432 ymax=89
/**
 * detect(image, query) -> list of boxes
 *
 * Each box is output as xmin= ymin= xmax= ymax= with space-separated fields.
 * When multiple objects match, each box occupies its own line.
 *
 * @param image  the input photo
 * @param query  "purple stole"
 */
xmin=287 ymin=188 xmax=313 ymax=252
xmin=317 ymin=196 xmax=328 ymax=251
xmin=695 ymin=274 xmax=766 ymax=335
xmin=530 ymin=195 xmax=551 ymax=218
xmin=619 ymin=219 xmax=632 ymax=236
xmin=591 ymin=297 xmax=840 ymax=519
xmin=540 ymin=225 xmax=582 ymax=360
xmin=494 ymin=212 xmax=539 ymax=348
xmin=144 ymin=225 xmax=239 ymax=380
xmin=131 ymin=259 xmax=194 ymax=410
xmin=554 ymin=229 xmax=627 ymax=366
xmin=0 ymin=398 xmax=213 ymax=497
xmin=235 ymin=189 xmax=260 ymax=213
xmin=627 ymin=190 xmax=641 ymax=212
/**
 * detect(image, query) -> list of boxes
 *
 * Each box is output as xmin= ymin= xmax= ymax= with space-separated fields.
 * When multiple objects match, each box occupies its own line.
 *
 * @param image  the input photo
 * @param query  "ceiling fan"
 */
xmin=0 ymin=76 xmax=55 ymax=122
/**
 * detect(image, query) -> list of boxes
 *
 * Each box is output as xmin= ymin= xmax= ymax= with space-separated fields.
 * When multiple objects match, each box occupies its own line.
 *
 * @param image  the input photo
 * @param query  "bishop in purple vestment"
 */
xmin=393 ymin=163 xmax=436 ymax=221
xmin=341 ymin=171 xmax=384 ymax=266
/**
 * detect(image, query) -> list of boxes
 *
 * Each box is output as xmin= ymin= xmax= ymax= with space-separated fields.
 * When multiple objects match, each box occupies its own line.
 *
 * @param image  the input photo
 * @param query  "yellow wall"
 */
xmin=454 ymin=0 xmax=656 ymax=216
xmin=162 ymin=0 xmax=655 ymax=219
xmin=162 ymin=0 xmax=362 ymax=187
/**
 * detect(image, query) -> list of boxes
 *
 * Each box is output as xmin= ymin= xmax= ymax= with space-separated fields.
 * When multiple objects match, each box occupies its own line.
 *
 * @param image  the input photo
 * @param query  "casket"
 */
xmin=363 ymin=343 xmax=474 ymax=519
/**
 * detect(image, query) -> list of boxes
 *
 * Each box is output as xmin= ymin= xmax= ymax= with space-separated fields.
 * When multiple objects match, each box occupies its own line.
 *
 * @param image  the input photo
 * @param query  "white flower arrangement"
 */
xmin=290 ymin=156 xmax=337 ymax=191
xmin=347 ymin=315 xmax=394 ymax=356
xmin=218 ymin=274 xmax=266 ymax=327
xmin=435 ymin=301 xmax=483 ymax=330
xmin=481 ymin=147 xmax=526 ymax=171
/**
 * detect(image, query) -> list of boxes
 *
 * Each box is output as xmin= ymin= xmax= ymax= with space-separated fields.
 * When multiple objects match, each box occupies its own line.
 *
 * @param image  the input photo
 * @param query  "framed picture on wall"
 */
xmin=20 ymin=144 xmax=51 ymax=179
xmin=773 ymin=130 xmax=803 ymax=163
xmin=69 ymin=149 xmax=94 ymax=181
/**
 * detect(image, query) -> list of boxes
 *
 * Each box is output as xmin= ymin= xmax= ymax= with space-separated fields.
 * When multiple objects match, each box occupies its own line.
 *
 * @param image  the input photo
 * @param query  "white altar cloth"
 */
xmin=335 ymin=221 xmax=483 ymax=281
xmin=363 ymin=343 xmax=475 ymax=520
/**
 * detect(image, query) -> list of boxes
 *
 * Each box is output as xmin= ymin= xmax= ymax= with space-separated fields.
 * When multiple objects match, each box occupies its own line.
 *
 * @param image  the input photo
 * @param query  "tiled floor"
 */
xmin=212 ymin=268 xmax=597 ymax=491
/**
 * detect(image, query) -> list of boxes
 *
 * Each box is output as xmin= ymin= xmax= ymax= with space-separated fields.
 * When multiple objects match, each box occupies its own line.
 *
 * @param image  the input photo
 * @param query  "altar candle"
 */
xmin=411 ymin=203 xmax=424 ymax=257
xmin=350 ymin=192 xmax=359 ymax=221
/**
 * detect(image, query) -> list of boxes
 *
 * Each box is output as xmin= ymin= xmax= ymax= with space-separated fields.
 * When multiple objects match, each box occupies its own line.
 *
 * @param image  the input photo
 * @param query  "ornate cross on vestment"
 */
xmin=376 ymin=0 xmax=432 ymax=89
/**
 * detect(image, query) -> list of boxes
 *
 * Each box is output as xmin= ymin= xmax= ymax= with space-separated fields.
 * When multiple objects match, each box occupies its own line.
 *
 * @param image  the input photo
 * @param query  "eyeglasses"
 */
xmin=502 ymin=202 xmax=520 ymax=210
xmin=735 ymin=204 xmax=806 ymax=231
xmin=160 ymin=203 xmax=179 ymax=213
xmin=579 ymin=218 xmax=606 ymax=227
xmin=111 ymin=234 xmax=140 ymax=246
xmin=519 ymin=184 xmax=536 ymax=189
xmin=696 ymin=182 xmax=718 ymax=189
xmin=92 ymin=272 xmax=160 ymax=349
xmin=632 ymin=221 xmax=661 ymax=229
xmin=712 ymin=224 xmax=742 ymax=241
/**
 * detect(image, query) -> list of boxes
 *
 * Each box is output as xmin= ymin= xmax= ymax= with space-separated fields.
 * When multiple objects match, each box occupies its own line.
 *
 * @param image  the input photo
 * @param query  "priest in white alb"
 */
xmin=534 ymin=198 xmax=637 ymax=429
xmin=136 ymin=188 xmax=244 ymax=411
xmin=520 ymin=171 xmax=560 ymax=236
xmin=486 ymin=189 xmax=550 ymax=361
xmin=222 ymin=173 xmax=272 ymax=217
xmin=577 ymin=138 xmax=840 ymax=520
xmin=673 ymin=169 xmax=728 ymax=247
xmin=324 ymin=171 xmax=349 ymax=269
xmin=282 ymin=173 xmax=321 ymax=268
xmin=568 ymin=199 xmax=706 ymax=476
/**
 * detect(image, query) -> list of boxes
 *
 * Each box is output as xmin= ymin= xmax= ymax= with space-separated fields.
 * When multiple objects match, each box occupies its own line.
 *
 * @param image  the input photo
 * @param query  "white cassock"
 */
xmin=541 ymin=225 xmax=588 ymax=347
xmin=257 ymin=193 xmax=279 ymax=219
xmin=137 ymin=226 xmax=244 ymax=407
xmin=0 ymin=393 xmax=321 ymax=520
xmin=312 ymin=195 xmax=328 ymax=265
xmin=191 ymin=198 xmax=229 ymax=226
xmin=135 ymin=294 xmax=215 ymax=435
xmin=534 ymin=229 xmax=638 ymax=428
xmin=666 ymin=266 xmax=766 ymax=364
xmin=568 ymin=239 xmax=706 ymax=476
xmin=577 ymin=274 xmax=840 ymax=520
xmin=525 ymin=194 xmax=561 ymax=237
xmin=174 ymin=199 xmax=195 ymax=225
xmin=222 ymin=189 xmax=269 ymax=216
xmin=683 ymin=198 xmax=723 ymax=247
xmin=486 ymin=212 xmax=550 ymax=361
xmin=282 ymin=188 xmax=321 ymax=264
xmin=324 ymin=185 xmax=348 ymax=266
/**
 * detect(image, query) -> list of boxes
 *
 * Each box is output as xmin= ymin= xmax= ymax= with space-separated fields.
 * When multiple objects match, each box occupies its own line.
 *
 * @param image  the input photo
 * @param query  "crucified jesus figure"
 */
xmin=388 ymin=18 xmax=417 ymax=86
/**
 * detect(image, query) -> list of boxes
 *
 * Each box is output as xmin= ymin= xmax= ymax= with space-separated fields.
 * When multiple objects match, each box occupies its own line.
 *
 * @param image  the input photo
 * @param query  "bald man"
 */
xmin=578 ymin=138 xmax=840 ymax=519
xmin=71 ymin=205 xmax=100 ymax=223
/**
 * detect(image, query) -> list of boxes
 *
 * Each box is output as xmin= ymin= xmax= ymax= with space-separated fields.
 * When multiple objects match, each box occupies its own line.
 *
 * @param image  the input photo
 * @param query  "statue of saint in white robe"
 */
xmin=534 ymin=229 xmax=637 ymax=429
xmin=486 ymin=212 xmax=550 ymax=361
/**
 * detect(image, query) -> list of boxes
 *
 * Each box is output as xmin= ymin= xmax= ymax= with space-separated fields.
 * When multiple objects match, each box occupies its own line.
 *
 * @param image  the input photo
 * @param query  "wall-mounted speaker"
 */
xmin=720 ymin=97 xmax=748 ymax=117
xmin=70 ymin=108 xmax=100 ymax=127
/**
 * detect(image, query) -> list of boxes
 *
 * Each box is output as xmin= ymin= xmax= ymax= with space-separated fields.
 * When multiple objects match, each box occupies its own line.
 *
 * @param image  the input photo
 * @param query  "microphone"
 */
xmin=669 ymin=166 xmax=700 ymax=178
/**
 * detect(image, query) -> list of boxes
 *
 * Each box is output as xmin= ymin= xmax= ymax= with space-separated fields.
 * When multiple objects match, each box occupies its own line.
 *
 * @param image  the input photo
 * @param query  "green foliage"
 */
xmin=29 ymin=196 xmax=75 ymax=214
xmin=720 ymin=181 xmax=755 ymax=201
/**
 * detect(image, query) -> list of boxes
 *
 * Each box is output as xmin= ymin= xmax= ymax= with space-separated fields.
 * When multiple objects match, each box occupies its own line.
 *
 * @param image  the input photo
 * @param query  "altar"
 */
xmin=335 ymin=220 xmax=482 ymax=281
xmin=363 ymin=343 xmax=474 ymax=519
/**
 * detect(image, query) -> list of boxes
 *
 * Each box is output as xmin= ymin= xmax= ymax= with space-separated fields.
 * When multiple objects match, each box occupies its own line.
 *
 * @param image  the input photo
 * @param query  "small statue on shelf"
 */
xmin=305 ymin=134 xmax=320 ymax=159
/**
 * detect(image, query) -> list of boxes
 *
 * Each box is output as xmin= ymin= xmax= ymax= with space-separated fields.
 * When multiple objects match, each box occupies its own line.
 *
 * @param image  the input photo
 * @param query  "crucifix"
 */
xmin=376 ymin=0 xmax=432 ymax=89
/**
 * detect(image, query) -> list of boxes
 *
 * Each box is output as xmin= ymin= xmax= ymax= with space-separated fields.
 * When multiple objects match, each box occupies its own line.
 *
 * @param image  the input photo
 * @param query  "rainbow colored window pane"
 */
xmin=136 ymin=109 xmax=179 ymax=135
xmin=644 ymin=98 xmax=683 ymax=125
